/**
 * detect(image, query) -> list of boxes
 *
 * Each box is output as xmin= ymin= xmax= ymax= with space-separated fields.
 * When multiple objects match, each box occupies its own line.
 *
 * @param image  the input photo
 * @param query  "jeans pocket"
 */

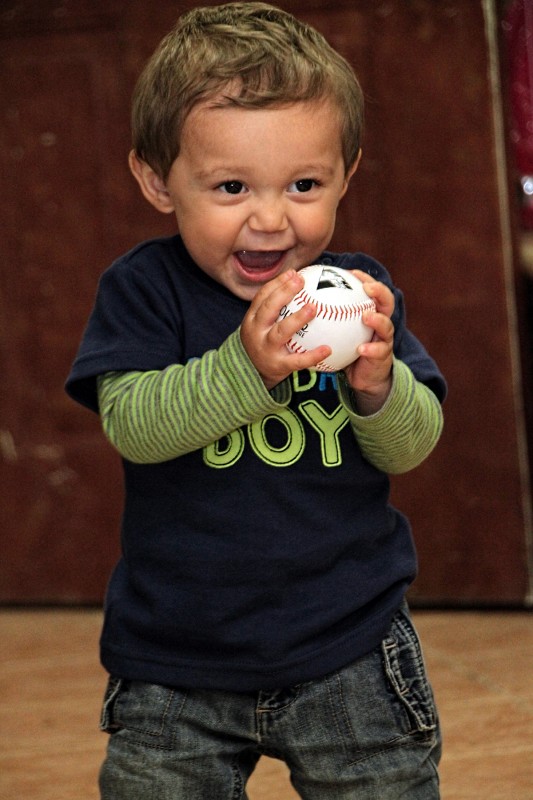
xmin=381 ymin=607 xmax=438 ymax=735
xmin=100 ymin=676 xmax=124 ymax=733
xmin=99 ymin=676 xmax=187 ymax=750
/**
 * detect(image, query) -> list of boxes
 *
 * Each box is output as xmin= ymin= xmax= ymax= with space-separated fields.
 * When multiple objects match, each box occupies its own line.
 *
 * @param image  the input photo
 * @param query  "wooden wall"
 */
xmin=1 ymin=0 xmax=532 ymax=605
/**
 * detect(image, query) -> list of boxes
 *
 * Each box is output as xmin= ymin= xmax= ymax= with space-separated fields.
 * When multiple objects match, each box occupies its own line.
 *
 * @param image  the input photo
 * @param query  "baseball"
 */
xmin=278 ymin=265 xmax=376 ymax=372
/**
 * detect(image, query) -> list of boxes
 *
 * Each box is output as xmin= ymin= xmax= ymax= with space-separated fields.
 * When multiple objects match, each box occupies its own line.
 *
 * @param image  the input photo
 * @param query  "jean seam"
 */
xmin=102 ymin=680 xmax=188 ymax=751
xmin=114 ymin=687 xmax=178 ymax=738
xmin=346 ymin=730 xmax=436 ymax=768
xmin=382 ymin=612 xmax=437 ymax=734
xmin=326 ymin=671 xmax=357 ymax=761
xmin=231 ymin=758 xmax=245 ymax=800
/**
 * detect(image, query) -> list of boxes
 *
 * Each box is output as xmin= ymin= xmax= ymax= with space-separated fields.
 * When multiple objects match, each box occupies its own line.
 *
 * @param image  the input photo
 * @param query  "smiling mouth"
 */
xmin=234 ymin=250 xmax=285 ymax=270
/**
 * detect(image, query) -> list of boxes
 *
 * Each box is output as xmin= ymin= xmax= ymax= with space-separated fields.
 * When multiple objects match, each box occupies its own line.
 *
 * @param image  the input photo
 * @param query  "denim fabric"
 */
xmin=99 ymin=605 xmax=441 ymax=799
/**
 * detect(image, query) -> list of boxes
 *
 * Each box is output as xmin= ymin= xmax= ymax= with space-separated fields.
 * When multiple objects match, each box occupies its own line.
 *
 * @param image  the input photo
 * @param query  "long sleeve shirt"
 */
xmin=66 ymin=235 xmax=446 ymax=691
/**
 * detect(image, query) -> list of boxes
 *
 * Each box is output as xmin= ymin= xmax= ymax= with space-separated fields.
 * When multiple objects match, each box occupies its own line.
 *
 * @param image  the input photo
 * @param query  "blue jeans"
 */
xmin=99 ymin=605 xmax=441 ymax=799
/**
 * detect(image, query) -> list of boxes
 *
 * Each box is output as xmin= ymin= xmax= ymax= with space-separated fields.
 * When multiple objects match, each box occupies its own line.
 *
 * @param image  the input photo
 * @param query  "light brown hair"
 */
xmin=131 ymin=2 xmax=364 ymax=179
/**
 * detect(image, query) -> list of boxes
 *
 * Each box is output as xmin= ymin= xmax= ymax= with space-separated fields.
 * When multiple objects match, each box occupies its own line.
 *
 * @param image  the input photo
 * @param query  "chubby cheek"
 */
xmin=189 ymin=209 xmax=242 ymax=251
xmin=181 ymin=239 xmax=226 ymax=277
xmin=298 ymin=208 xmax=337 ymax=250
xmin=175 ymin=211 xmax=232 ymax=260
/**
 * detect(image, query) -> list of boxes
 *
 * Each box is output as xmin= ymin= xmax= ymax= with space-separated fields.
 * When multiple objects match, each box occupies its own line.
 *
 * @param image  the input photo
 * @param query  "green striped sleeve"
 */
xmin=337 ymin=358 xmax=444 ymax=474
xmin=97 ymin=329 xmax=291 ymax=463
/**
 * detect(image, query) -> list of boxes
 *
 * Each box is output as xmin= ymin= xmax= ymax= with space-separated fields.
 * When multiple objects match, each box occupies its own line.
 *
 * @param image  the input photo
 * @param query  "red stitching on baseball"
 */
xmin=313 ymin=299 xmax=374 ymax=321
xmin=287 ymin=341 xmax=305 ymax=354
xmin=293 ymin=290 xmax=308 ymax=307
xmin=316 ymin=360 xmax=337 ymax=372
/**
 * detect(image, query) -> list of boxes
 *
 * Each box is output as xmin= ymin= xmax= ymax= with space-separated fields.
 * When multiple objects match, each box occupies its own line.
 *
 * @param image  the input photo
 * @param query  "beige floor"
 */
xmin=0 ymin=609 xmax=532 ymax=799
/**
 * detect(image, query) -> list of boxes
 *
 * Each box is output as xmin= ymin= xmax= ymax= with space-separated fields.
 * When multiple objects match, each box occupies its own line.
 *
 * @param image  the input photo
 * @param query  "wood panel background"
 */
xmin=1 ymin=0 xmax=532 ymax=605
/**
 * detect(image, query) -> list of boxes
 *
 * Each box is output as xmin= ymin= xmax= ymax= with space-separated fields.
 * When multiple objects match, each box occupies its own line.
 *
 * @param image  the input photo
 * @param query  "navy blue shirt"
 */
xmin=66 ymin=236 xmax=446 ymax=691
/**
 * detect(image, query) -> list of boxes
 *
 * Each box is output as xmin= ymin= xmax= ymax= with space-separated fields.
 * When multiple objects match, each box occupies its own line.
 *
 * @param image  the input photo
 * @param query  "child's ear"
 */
xmin=128 ymin=150 xmax=175 ymax=214
xmin=341 ymin=149 xmax=362 ymax=197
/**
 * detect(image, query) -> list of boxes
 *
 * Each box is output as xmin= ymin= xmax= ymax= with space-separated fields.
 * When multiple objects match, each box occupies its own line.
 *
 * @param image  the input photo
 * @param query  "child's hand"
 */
xmin=240 ymin=270 xmax=332 ymax=390
xmin=343 ymin=271 xmax=395 ymax=415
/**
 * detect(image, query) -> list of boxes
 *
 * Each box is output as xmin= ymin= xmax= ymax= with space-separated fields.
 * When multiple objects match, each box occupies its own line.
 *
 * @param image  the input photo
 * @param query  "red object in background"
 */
xmin=505 ymin=0 xmax=533 ymax=228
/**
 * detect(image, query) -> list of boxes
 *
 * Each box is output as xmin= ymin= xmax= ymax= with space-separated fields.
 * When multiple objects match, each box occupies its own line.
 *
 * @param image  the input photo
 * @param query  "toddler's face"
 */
xmin=164 ymin=97 xmax=357 ymax=301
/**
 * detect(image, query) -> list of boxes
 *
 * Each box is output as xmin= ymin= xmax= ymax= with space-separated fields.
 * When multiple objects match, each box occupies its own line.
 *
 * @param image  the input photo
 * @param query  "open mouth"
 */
xmin=234 ymin=250 xmax=286 ymax=271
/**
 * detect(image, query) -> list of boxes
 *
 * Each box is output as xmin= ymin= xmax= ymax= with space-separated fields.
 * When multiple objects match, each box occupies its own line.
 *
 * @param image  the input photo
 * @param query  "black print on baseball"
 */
xmin=316 ymin=267 xmax=352 ymax=292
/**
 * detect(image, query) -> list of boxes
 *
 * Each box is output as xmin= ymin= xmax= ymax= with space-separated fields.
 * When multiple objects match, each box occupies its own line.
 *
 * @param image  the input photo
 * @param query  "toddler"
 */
xmin=66 ymin=3 xmax=446 ymax=797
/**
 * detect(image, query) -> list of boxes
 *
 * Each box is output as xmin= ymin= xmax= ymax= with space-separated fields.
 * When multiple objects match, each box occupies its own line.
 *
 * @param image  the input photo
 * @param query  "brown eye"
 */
xmin=289 ymin=179 xmax=316 ymax=193
xmin=220 ymin=181 xmax=245 ymax=194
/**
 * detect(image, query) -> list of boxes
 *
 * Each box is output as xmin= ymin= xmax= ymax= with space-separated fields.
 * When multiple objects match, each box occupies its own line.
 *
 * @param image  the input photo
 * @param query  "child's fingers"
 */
xmin=272 ymin=301 xmax=317 ymax=345
xmin=358 ymin=311 xmax=394 ymax=357
xmin=284 ymin=345 xmax=332 ymax=372
xmin=363 ymin=308 xmax=394 ymax=339
xmin=249 ymin=269 xmax=304 ymax=327
xmin=350 ymin=271 xmax=395 ymax=318
xmin=351 ymin=269 xmax=377 ymax=285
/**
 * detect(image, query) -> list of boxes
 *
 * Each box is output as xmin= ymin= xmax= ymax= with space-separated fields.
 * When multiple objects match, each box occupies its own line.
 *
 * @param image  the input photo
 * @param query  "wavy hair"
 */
xmin=131 ymin=2 xmax=364 ymax=178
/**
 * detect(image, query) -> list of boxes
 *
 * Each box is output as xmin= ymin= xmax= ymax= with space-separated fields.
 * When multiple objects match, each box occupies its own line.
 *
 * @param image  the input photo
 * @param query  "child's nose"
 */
xmin=248 ymin=196 xmax=289 ymax=233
